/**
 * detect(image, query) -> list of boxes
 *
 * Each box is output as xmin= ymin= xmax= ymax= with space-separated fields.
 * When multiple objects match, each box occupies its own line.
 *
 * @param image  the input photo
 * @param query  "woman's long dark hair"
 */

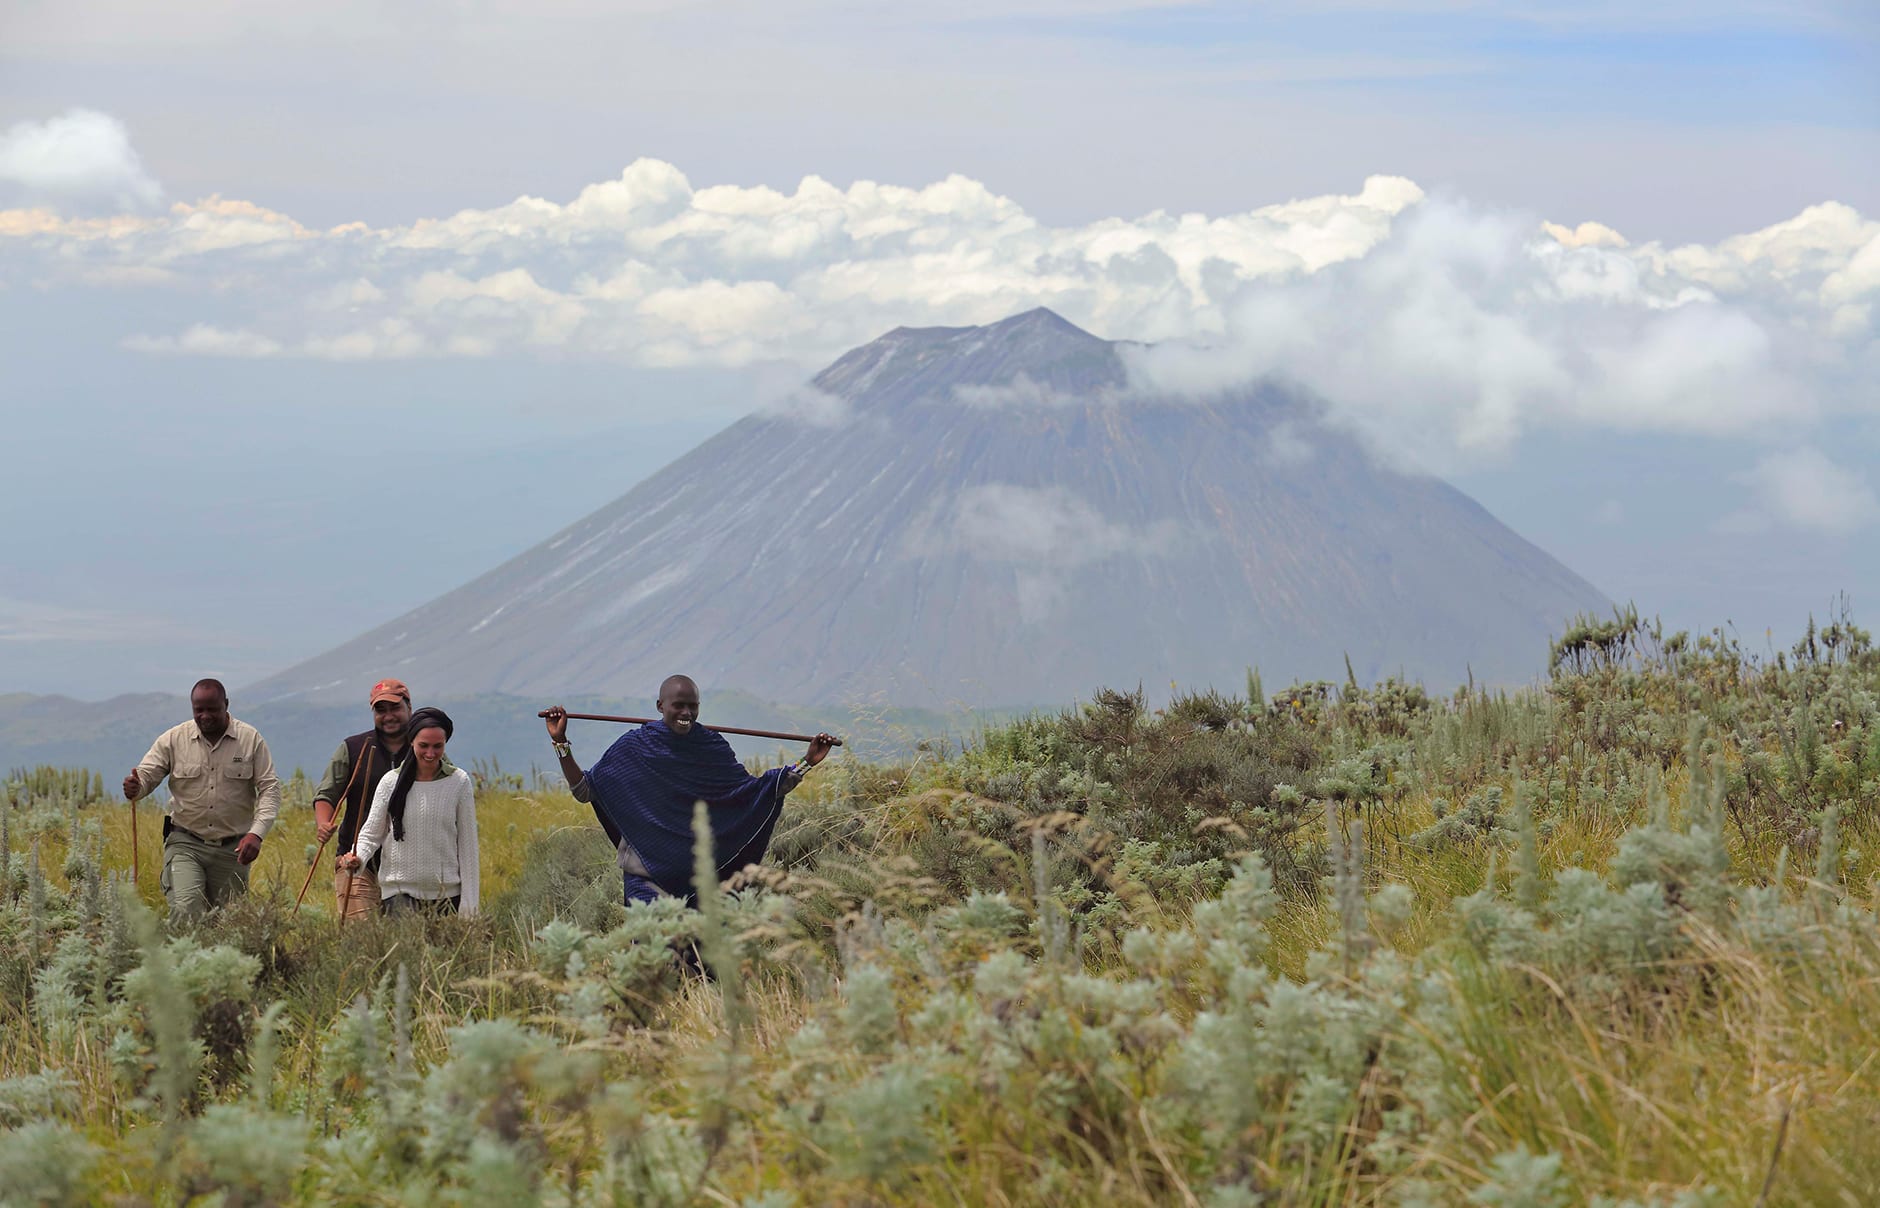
xmin=386 ymin=706 xmax=454 ymax=841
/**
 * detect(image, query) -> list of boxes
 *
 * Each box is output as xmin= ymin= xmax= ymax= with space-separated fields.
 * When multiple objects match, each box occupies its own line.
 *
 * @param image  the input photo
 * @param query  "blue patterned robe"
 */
xmin=584 ymin=719 xmax=798 ymax=899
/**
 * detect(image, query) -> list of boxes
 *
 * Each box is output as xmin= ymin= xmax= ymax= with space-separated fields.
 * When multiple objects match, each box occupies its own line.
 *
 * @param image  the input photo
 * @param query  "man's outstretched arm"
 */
xmin=781 ymin=732 xmax=840 ymax=791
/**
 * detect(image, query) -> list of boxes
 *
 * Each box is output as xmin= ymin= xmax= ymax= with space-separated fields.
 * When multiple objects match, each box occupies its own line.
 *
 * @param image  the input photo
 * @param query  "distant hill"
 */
xmin=0 ymin=691 xmax=979 ymax=788
xmin=249 ymin=307 xmax=1608 ymax=709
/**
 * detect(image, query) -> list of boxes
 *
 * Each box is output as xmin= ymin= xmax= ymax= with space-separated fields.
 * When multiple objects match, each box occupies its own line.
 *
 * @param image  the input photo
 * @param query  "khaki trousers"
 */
xmin=335 ymin=865 xmax=382 ymax=921
xmin=162 ymin=830 xmax=249 ymax=922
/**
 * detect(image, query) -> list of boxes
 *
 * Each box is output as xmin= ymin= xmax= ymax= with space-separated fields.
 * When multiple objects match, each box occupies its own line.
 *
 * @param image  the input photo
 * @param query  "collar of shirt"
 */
xmin=191 ymin=718 xmax=244 ymax=749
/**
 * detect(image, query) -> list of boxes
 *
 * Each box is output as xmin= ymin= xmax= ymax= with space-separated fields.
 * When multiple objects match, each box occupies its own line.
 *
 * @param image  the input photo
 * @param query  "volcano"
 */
xmin=249 ymin=308 xmax=1608 ymax=708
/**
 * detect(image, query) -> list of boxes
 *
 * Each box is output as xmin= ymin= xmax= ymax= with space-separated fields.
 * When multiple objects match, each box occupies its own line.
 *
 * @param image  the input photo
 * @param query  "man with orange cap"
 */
xmin=311 ymin=678 xmax=451 ymax=919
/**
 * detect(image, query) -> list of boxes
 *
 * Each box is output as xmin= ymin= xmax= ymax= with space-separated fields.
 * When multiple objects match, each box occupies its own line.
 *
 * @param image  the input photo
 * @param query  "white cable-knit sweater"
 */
xmin=354 ymin=767 xmax=480 ymax=916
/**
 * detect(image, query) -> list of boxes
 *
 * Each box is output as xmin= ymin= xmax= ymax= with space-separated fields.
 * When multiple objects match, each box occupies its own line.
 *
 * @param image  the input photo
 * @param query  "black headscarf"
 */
xmin=386 ymin=706 xmax=454 ymax=842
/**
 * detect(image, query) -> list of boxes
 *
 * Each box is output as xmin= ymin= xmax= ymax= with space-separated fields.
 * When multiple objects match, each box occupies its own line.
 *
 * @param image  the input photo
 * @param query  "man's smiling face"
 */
xmin=657 ymin=675 xmax=700 ymax=735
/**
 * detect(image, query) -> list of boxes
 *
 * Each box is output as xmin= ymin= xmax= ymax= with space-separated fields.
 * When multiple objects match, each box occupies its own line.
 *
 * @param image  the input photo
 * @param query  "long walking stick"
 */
xmin=130 ymin=793 xmax=139 ymax=886
xmin=537 ymin=710 xmax=844 ymax=746
xmin=293 ymin=832 xmax=329 ymax=910
xmin=295 ymin=746 xmax=374 ymax=912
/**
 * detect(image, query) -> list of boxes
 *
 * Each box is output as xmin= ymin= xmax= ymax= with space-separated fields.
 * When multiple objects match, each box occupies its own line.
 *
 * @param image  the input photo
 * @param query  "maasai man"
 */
xmin=543 ymin=675 xmax=836 ymax=905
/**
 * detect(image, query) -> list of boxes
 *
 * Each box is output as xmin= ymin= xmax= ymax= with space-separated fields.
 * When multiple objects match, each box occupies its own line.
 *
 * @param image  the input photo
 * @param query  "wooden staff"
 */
xmin=538 ymin=710 xmax=843 ymax=746
xmin=130 ymin=793 xmax=139 ymax=887
xmin=293 ymin=834 xmax=329 ymax=911
xmin=295 ymin=745 xmax=375 ymax=912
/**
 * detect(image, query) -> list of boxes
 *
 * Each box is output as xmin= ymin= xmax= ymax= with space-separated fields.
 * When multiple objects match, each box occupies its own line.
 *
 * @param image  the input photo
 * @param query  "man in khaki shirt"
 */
xmin=123 ymin=678 xmax=281 ymax=921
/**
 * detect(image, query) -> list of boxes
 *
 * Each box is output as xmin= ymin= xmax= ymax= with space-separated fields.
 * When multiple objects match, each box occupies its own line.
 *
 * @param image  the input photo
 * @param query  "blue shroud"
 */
xmin=584 ymin=719 xmax=797 ymax=898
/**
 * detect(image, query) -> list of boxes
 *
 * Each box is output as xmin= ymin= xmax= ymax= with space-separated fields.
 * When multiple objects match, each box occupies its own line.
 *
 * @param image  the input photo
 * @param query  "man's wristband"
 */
xmin=552 ymin=741 xmax=572 ymax=758
xmin=790 ymin=758 xmax=812 ymax=777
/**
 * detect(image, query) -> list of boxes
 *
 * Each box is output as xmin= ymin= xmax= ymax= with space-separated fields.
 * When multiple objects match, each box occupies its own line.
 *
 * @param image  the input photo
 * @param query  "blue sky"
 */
xmin=1 ymin=0 xmax=1876 ymax=699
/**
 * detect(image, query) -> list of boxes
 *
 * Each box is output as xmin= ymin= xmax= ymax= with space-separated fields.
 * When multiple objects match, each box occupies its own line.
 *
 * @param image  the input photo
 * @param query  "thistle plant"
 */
xmin=1328 ymin=800 xmax=1371 ymax=976
xmin=1514 ymin=780 xmax=1544 ymax=913
xmin=247 ymin=1000 xmax=287 ymax=1108
xmin=26 ymin=839 xmax=45 ymax=960
xmin=124 ymin=907 xmax=202 ymax=1125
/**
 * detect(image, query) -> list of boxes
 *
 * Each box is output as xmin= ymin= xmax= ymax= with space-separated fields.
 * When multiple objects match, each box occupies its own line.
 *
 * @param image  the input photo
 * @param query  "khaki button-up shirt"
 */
xmin=133 ymin=718 xmax=282 ymax=841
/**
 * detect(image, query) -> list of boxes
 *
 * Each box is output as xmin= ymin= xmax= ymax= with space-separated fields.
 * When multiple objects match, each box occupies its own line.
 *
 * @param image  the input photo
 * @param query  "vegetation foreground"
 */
xmin=4 ymin=612 xmax=1879 ymax=1206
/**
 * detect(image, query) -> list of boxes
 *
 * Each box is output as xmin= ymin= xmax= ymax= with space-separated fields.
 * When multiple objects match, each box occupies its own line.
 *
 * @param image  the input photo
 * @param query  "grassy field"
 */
xmin=3 ymin=609 xmax=1879 ymax=1205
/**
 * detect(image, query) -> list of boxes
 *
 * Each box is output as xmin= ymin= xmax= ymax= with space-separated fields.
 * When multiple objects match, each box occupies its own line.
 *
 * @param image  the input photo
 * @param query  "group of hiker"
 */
xmin=122 ymin=675 xmax=838 ymax=923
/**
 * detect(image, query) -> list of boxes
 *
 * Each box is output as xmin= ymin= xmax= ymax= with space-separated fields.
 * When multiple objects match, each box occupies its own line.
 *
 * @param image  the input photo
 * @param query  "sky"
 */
xmin=1 ymin=0 xmax=1877 ymax=699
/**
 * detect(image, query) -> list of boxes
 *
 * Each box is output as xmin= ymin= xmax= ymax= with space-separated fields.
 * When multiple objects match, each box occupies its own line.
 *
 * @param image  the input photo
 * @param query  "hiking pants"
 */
xmin=334 ymin=865 xmax=382 ymax=920
xmin=162 ymin=829 xmax=249 ymax=922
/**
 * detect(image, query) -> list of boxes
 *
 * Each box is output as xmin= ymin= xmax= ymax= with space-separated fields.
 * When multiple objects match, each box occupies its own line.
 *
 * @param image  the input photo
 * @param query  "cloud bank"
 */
xmin=1124 ymin=197 xmax=1877 ymax=470
xmin=0 ymin=153 xmax=1424 ymax=367
xmin=3 ymin=111 xmax=1876 ymax=530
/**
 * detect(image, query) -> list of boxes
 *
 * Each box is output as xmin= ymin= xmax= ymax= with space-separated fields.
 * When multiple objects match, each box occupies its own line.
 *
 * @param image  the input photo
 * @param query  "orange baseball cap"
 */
xmin=369 ymin=678 xmax=410 ymax=706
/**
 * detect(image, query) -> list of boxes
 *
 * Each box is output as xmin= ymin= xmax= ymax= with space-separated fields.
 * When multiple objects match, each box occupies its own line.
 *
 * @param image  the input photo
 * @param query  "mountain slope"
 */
xmin=249 ymin=308 xmax=1608 ymax=708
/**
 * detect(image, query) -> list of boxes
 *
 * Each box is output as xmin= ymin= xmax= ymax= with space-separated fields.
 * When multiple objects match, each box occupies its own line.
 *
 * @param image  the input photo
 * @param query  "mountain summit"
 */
xmin=818 ymin=306 xmax=1123 ymax=399
xmin=250 ymin=310 xmax=1607 ymax=708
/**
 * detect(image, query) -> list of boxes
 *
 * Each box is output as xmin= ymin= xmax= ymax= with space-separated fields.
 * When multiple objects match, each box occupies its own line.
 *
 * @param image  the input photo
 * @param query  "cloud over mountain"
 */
xmin=2 ymin=114 xmax=1876 ymax=525
xmin=1123 ymin=198 xmax=1873 ymax=471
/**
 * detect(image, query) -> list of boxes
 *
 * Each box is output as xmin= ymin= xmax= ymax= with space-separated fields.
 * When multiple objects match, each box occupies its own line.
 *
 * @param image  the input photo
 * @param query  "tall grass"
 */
xmin=2 ymin=609 xmax=1877 ymax=1204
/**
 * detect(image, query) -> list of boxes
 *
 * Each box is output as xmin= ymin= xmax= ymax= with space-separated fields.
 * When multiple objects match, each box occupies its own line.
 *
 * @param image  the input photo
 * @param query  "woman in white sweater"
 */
xmin=340 ymin=706 xmax=479 ymax=917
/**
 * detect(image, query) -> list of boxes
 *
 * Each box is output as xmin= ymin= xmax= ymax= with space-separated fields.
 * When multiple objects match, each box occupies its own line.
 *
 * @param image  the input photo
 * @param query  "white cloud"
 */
xmin=301 ymin=318 xmax=427 ymax=361
xmin=758 ymin=385 xmax=854 ymax=428
xmin=912 ymin=484 xmax=1177 ymax=622
xmin=0 ymin=148 xmax=1421 ymax=369
xmin=0 ymin=110 xmax=162 ymax=211
xmin=1541 ymin=220 xmax=1627 ymax=249
xmin=943 ymin=484 xmax=1170 ymax=564
xmin=953 ymin=375 xmax=1085 ymax=409
xmin=312 ymin=277 xmax=385 ymax=311
xmin=1124 ymin=195 xmax=1871 ymax=470
xmin=1262 ymin=421 xmax=1315 ymax=467
xmin=1738 ymin=447 xmax=1880 ymax=535
xmin=1 ymin=117 xmax=1876 ymax=469
xmin=123 ymin=323 xmax=284 ymax=357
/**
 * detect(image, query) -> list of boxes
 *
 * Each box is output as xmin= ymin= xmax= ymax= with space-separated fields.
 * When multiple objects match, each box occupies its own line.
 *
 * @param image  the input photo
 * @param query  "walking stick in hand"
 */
xmin=293 ymin=833 xmax=329 ymax=910
xmin=295 ymin=746 xmax=374 ymax=914
xmin=121 ymin=769 xmax=145 ymax=887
